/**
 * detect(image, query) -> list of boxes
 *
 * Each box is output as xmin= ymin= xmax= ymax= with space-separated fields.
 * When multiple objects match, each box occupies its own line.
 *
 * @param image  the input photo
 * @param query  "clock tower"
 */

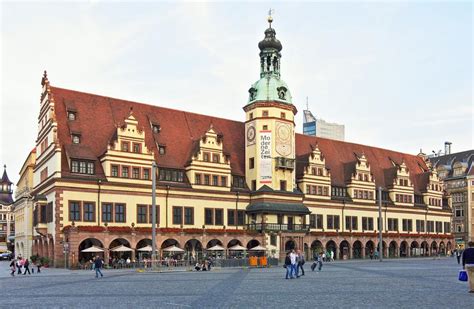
xmin=244 ymin=14 xmax=297 ymax=192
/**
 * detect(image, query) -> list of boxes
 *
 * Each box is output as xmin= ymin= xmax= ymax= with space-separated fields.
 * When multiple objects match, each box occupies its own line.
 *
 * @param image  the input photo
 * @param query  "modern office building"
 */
xmin=303 ymin=109 xmax=345 ymax=141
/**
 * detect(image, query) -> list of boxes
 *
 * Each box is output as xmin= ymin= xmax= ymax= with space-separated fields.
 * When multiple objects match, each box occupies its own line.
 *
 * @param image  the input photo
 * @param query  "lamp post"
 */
xmin=151 ymin=162 xmax=157 ymax=270
xmin=97 ymin=179 xmax=102 ymax=226
xmin=378 ymin=186 xmax=383 ymax=262
xmin=235 ymin=192 xmax=239 ymax=229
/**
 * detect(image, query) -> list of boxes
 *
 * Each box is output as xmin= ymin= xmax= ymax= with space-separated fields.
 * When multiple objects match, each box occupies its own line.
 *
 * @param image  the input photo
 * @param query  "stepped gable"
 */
xmin=51 ymin=86 xmax=429 ymax=191
xmin=295 ymin=134 xmax=429 ymax=192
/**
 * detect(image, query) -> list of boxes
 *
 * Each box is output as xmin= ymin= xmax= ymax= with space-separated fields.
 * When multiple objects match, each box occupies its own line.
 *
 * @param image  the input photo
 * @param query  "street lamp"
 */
xmin=378 ymin=186 xmax=383 ymax=262
xmin=151 ymin=162 xmax=157 ymax=270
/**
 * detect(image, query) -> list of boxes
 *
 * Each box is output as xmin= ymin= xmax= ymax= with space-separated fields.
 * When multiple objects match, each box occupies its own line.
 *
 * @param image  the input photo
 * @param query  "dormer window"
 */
xmin=158 ymin=145 xmax=166 ymax=155
xmin=133 ymin=143 xmax=141 ymax=153
xmin=71 ymin=160 xmax=94 ymax=175
xmin=121 ymin=141 xmax=130 ymax=152
xmin=152 ymin=124 xmax=160 ymax=134
xmin=72 ymin=134 xmax=80 ymax=144
xmin=68 ymin=111 xmax=76 ymax=121
xmin=277 ymin=86 xmax=287 ymax=100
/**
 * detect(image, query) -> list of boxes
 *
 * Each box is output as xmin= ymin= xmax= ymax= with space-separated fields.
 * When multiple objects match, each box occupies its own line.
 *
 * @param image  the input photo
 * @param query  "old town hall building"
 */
xmin=29 ymin=17 xmax=452 ymax=267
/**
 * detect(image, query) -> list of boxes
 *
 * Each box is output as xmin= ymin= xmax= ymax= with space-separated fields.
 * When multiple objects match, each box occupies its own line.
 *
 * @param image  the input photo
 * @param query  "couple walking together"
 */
xmin=284 ymin=249 xmax=305 ymax=279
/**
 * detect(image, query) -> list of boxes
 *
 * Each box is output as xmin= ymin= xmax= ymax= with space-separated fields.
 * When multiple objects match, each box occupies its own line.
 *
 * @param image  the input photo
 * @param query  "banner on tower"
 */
xmin=259 ymin=130 xmax=272 ymax=184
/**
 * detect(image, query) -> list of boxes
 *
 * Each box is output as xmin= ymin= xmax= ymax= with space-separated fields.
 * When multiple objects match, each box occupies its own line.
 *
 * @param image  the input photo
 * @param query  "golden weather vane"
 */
xmin=268 ymin=8 xmax=274 ymax=27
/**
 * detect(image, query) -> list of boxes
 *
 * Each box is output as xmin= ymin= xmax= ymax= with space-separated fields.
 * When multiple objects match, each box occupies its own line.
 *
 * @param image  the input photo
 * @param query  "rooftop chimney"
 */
xmin=444 ymin=142 xmax=452 ymax=155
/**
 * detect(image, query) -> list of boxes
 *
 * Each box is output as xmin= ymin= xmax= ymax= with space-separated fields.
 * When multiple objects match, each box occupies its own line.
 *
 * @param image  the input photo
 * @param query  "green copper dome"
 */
xmin=247 ymin=16 xmax=293 ymax=105
xmin=248 ymin=75 xmax=292 ymax=104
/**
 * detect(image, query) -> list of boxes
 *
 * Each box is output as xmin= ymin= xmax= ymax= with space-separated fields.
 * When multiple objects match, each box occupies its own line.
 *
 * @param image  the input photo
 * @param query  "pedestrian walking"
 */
xmin=461 ymin=241 xmax=474 ymax=293
xmin=94 ymin=256 xmax=104 ymax=278
xmin=23 ymin=258 xmax=31 ymax=275
xmin=9 ymin=259 xmax=16 ymax=277
xmin=16 ymin=258 xmax=22 ymax=275
xmin=317 ymin=252 xmax=323 ymax=271
xmin=37 ymin=262 xmax=41 ymax=274
xmin=330 ymin=250 xmax=334 ymax=262
xmin=311 ymin=253 xmax=318 ymax=271
xmin=284 ymin=252 xmax=293 ymax=279
xmin=290 ymin=249 xmax=298 ymax=279
xmin=456 ymin=250 xmax=462 ymax=265
xmin=296 ymin=250 xmax=305 ymax=277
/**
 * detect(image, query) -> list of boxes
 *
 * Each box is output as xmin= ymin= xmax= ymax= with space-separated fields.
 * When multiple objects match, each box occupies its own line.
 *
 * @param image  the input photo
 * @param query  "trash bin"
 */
xmin=259 ymin=256 xmax=267 ymax=267
xmin=249 ymin=256 xmax=258 ymax=267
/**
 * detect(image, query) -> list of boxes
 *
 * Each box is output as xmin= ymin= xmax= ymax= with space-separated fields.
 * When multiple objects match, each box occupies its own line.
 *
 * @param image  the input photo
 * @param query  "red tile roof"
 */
xmin=50 ymin=86 xmax=429 ymax=192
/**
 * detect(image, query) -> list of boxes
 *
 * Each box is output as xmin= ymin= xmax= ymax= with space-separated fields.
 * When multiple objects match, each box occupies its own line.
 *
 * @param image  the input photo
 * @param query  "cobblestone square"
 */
xmin=1 ymin=258 xmax=472 ymax=308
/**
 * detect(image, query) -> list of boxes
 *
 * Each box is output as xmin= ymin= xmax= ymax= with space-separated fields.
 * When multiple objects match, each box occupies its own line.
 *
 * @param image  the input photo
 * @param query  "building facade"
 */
xmin=430 ymin=150 xmax=474 ymax=249
xmin=0 ymin=165 xmax=14 ymax=252
xmin=13 ymin=149 xmax=36 ymax=258
xmin=303 ymin=109 xmax=345 ymax=141
xmin=29 ymin=17 xmax=452 ymax=267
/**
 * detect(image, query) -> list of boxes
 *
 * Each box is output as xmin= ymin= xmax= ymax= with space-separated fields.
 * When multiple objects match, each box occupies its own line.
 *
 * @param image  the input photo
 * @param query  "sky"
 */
xmin=0 ymin=1 xmax=472 ymax=186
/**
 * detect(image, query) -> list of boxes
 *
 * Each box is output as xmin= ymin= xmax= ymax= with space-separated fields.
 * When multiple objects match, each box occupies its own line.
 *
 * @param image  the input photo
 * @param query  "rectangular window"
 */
xmin=249 ymin=158 xmax=255 ymax=169
xmin=402 ymin=219 xmax=413 ymax=232
xmin=280 ymin=112 xmax=286 ymax=119
xmin=277 ymin=214 xmax=283 ymax=225
xmin=212 ymin=175 xmax=219 ymax=186
xmin=102 ymin=203 xmax=113 ymax=222
xmin=251 ymin=180 xmax=256 ymax=191
xmin=137 ymin=205 xmax=147 ymax=223
xmin=309 ymin=214 xmax=316 ymax=228
xmin=204 ymin=175 xmax=210 ymax=185
xmin=203 ymin=152 xmax=210 ymax=162
xmin=345 ymin=216 xmax=358 ymax=230
xmin=173 ymin=207 xmax=182 ymax=225
xmin=212 ymin=154 xmax=219 ymax=163
xmin=262 ymin=110 xmax=269 ymax=117
xmin=79 ymin=161 xmax=86 ymax=174
xmin=416 ymin=220 xmax=425 ymax=233
xmin=115 ymin=203 xmax=126 ymax=222
xmin=327 ymin=215 xmax=340 ymax=230
xmin=205 ymin=208 xmax=214 ymax=225
xmin=122 ymin=166 xmax=129 ymax=178
xmin=86 ymin=162 xmax=94 ymax=174
xmin=436 ymin=221 xmax=443 ymax=233
xmin=215 ymin=209 xmax=223 ymax=226
xmin=388 ymin=218 xmax=398 ymax=231
xmin=316 ymin=214 xmax=323 ymax=229
xmin=221 ymin=176 xmax=227 ymax=187
xmin=184 ymin=207 xmax=194 ymax=225
xmin=121 ymin=141 xmax=129 ymax=152
xmin=83 ymin=202 xmax=95 ymax=222
xmin=443 ymin=222 xmax=450 ymax=234
xmin=228 ymin=209 xmax=235 ymax=226
xmin=69 ymin=201 xmax=81 ymax=221
xmin=111 ymin=165 xmax=119 ymax=177
xmin=271 ymin=234 xmax=277 ymax=246
xmin=133 ymin=143 xmax=141 ymax=153
xmin=195 ymin=173 xmax=202 ymax=185
xmin=280 ymin=180 xmax=287 ymax=191
xmin=72 ymin=161 xmax=79 ymax=173
xmin=143 ymin=168 xmax=150 ymax=180
xmin=132 ymin=167 xmax=140 ymax=179
xmin=237 ymin=210 xmax=245 ymax=225
xmin=148 ymin=205 xmax=159 ymax=225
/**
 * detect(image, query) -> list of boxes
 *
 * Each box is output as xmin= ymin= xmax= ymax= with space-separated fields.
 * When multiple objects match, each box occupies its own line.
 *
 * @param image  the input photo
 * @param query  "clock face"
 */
xmin=247 ymin=126 xmax=256 ymax=143
xmin=276 ymin=144 xmax=291 ymax=157
xmin=277 ymin=125 xmax=291 ymax=141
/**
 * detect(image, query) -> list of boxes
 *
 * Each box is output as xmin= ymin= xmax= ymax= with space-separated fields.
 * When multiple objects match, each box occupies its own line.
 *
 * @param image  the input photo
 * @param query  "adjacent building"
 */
xmin=429 ymin=149 xmax=474 ymax=249
xmin=303 ymin=108 xmax=345 ymax=141
xmin=29 ymin=16 xmax=452 ymax=267
xmin=0 ymin=165 xmax=14 ymax=252
xmin=13 ymin=149 xmax=36 ymax=258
